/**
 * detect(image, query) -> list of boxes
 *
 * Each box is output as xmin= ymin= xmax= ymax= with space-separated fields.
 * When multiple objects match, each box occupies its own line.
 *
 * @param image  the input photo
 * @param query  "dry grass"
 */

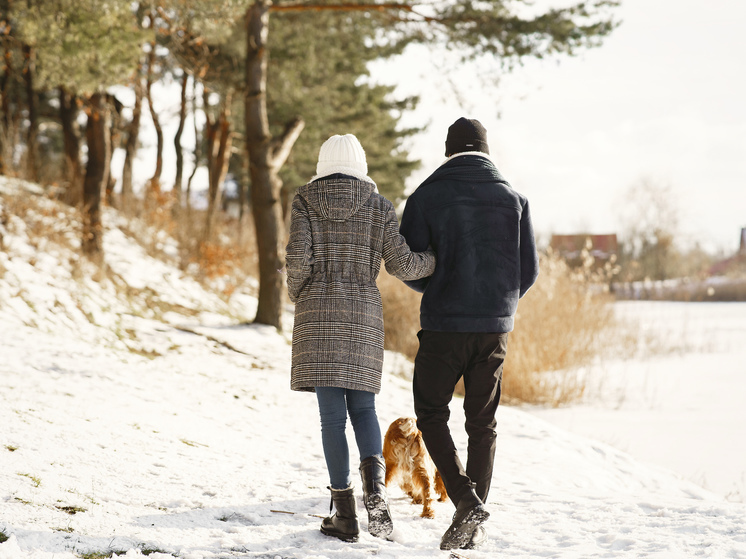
xmin=503 ymin=253 xmax=619 ymax=406
xmin=379 ymin=268 xmax=423 ymax=360
xmin=0 ymin=187 xmax=82 ymax=253
xmin=2 ymin=182 xmax=259 ymax=305
xmin=120 ymin=192 xmax=259 ymax=299
xmin=178 ymin=210 xmax=259 ymax=298
xmin=378 ymin=251 xmax=623 ymax=406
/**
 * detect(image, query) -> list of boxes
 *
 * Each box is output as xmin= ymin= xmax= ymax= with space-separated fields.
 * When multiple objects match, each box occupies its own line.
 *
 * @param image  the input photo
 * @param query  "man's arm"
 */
xmin=399 ymin=194 xmax=432 ymax=293
xmin=519 ymin=199 xmax=539 ymax=298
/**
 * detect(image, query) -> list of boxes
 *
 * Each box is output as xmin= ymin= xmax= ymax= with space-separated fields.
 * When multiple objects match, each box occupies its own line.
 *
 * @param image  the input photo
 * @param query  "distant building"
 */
xmin=709 ymin=227 xmax=746 ymax=276
xmin=549 ymin=233 xmax=618 ymax=267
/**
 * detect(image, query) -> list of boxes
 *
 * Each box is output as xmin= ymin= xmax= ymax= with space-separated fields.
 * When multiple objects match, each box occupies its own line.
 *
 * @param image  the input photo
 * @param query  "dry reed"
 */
xmin=379 ymin=268 xmax=423 ymax=360
xmin=503 ymin=253 xmax=616 ymax=405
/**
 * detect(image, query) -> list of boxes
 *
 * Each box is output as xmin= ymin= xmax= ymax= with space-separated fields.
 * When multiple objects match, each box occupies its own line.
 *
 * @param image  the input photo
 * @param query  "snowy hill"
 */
xmin=2 ymin=178 xmax=746 ymax=558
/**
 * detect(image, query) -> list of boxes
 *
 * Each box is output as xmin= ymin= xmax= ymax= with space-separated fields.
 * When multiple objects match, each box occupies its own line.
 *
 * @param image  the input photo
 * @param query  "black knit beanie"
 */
xmin=445 ymin=117 xmax=490 ymax=157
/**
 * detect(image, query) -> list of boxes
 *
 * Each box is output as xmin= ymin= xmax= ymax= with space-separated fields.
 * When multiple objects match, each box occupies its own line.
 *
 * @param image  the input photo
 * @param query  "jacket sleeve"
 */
xmin=285 ymin=194 xmax=314 ymax=304
xmin=398 ymin=194 xmax=432 ymax=293
xmin=519 ymin=199 xmax=540 ymax=298
xmin=381 ymin=201 xmax=436 ymax=282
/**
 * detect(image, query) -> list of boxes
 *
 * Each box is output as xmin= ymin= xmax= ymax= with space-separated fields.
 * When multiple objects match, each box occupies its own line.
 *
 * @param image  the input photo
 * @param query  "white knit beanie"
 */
xmin=312 ymin=134 xmax=370 ymax=182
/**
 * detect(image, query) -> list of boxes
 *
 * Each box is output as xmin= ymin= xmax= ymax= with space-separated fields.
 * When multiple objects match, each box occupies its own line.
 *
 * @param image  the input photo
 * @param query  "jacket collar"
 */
xmin=420 ymin=152 xmax=507 ymax=188
xmin=440 ymin=151 xmax=495 ymax=167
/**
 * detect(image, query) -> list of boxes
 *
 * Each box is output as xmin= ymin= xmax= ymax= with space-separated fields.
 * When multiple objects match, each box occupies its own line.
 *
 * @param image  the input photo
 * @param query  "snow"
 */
xmin=2 ymin=179 xmax=746 ymax=558
xmin=526 ymin=301 xmax=746 ymax=503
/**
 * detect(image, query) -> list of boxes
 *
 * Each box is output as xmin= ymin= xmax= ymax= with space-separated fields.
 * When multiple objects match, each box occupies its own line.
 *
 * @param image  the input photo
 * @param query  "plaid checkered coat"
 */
xmin=286 ymin=176 xmax=436 ymax=394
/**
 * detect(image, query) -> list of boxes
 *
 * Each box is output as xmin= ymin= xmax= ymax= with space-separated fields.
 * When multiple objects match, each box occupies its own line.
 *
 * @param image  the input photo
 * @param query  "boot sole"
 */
xmin=320 ymin=525 xmax=359 ymax=543
xmin=440 ymin=507 xmax=490 ymax=551
xmin=365 ymin=494 xmax=394 ymax=539
xmin=461 ymin=525 xmax=487 ymax=550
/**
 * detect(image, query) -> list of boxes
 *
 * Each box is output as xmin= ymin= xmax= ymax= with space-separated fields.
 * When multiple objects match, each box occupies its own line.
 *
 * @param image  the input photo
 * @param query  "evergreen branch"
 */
xmin=270 ymin=3 xmax=436 ymax=22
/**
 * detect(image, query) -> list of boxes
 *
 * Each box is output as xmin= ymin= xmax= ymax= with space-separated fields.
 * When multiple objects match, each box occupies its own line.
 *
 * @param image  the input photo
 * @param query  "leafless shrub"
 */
xmin=502 ymin=251 xmax=620 ymax=406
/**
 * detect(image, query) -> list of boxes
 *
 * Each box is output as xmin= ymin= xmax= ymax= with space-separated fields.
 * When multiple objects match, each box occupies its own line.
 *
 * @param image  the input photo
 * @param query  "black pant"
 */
xmin=413 ymin=330 xmax=508 ymax=507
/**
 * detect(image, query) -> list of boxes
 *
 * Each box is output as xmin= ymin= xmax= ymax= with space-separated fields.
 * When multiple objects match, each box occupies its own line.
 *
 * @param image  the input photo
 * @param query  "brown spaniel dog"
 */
xmin=383 ymin=417 xmax=448 ymax=518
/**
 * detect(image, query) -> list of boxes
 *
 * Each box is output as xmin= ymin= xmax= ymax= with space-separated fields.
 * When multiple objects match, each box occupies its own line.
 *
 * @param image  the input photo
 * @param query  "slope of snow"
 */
xmin=2 ymin=180 xmax=746 ymax=558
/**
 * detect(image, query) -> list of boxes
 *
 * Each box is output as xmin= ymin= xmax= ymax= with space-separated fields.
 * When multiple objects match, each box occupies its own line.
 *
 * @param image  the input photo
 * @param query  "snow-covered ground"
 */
xmin=526 ymin=300 xmax=746 ymax=503
xmin=2 ymin=180 xmax=746 ymax=558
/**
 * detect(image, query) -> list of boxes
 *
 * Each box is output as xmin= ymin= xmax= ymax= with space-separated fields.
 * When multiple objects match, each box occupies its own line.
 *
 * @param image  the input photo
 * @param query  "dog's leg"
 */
xmin=434 ymin=470 xmax=449 ymax=502
xmin=413 ymin=465 xmax=434 ymax=518
xmin=384 ymin=456 xmax=397 ymax=487
xmin=401 ymin=480 xmax=418 ymax=503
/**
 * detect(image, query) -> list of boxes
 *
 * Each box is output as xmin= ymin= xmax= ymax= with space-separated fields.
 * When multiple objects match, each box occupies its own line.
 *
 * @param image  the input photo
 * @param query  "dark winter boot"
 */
xmin=439 ymin=485 xmax=489 ymax=550
xmin=462 ymin=525 xmax=487 ymax=550
xmin=359 ymin=455 xmax=394 ymax=539
xmin=320 ymin=486 xmax=360 ymax=543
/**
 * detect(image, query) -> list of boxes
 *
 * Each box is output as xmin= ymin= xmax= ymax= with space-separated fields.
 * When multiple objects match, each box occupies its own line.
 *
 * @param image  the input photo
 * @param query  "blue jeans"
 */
xmin=315 ymin=387 xmax=383 ymax=490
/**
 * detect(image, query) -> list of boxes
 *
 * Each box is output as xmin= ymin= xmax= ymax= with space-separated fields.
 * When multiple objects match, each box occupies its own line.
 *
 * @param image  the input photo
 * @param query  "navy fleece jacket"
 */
xmin=399 ymin=153 xmax=539 ymax=332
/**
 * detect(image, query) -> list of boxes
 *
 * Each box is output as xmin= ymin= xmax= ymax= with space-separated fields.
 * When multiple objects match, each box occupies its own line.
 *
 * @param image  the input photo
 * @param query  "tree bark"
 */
xmin=237 ymin=147 xmax=249 ymax=243
xmin=82 ymin=93 xmax=110 ymax=266
xmin=22 ymin=44 xmax=38 ymax=182
xmin=203 ymin=89 xmax=233 ymax=242
xmin=145 ymin=38 xmax=163 ymax=194
xmin=121 ymin=67 xmax=144 ymax=215
xmin=1 ymin=42 xmax=14 ymax=176
xmin=104 ymin=95 xmax=123 ymax=207
xmin=173 ymin=70 xmax=189 ymax=206
xmin=245 ymin=1 xmax=283 ymax=329
xmin=185 ymin=77 xmax=201 ymax=214
xmin=245 ymin=2 xmax=305 ymax=330
xmin=59 ymin=88 xmax=82 ymax=205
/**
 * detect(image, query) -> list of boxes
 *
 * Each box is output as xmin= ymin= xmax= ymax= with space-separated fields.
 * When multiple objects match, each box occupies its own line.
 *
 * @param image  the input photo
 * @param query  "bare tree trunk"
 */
xmin=185 ymin=77 xmax=200 ymax=214
xmin=82 ymin=93 xmax=110 ymax=266
xmin=59 ymin=88 xmax=82 ymax=205
xmin=1 ymin=41 xmax=21 ymax=178
xmin=245 ymin=1 xmax=304 ymax=329
xmin=145 ymin=37 xmax=163 ymax=194
xmin=173 ymin=70 xmax=188 ymax=208
xmin=237 ymin=146 xmax=249 ymax=243
xmin=121 ymin=67 xmax=144 ymax=215
xmin=22 ymin=44 xmax=38 ymax=182
xmin=1 ymin=42 xmax=14 ymax=176
xmin=104 ymin=95 xmax=123 ymax=207
xmin=245 ymin=2 xmax=283 ymax=329
xmin=203 ymin=90 xmax=233 ymax=242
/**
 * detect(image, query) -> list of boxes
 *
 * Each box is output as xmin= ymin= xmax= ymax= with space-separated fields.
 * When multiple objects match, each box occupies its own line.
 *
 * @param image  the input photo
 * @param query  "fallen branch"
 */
xmin=270 ymin=509 xmax=325 ymax=519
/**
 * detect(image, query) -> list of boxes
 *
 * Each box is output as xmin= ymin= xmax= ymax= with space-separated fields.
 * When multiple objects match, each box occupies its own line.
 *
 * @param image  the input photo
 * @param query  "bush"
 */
xmin=503 ymin=253 xmax=617 ymax=405
xmin=379 ymin=268 xmax=422 ymax=360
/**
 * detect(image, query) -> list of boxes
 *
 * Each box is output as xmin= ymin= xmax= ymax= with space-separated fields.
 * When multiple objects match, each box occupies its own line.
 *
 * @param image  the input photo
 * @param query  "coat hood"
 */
xmin=297 ymin=175 xmax=376 ymax=222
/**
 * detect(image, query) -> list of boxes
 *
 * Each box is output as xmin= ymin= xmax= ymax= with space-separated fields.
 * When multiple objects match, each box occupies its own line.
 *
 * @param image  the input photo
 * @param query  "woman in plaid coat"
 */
xmin=286 ymin=134 xmax=435 ymax=543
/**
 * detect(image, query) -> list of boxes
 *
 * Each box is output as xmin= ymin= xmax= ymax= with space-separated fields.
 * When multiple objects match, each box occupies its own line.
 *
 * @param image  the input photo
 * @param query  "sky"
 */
xmin=369 ymin=0 xmax=746 ymax=253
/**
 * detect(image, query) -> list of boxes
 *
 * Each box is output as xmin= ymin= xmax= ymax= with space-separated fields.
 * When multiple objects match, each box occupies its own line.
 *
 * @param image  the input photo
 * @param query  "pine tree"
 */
xmin=266 ymin=8 xmax=419 ymax=202
xmin=11 ymin=0 xmax=144 ymax=263
xmin=243 ymin=0 xmax=619 ymax=330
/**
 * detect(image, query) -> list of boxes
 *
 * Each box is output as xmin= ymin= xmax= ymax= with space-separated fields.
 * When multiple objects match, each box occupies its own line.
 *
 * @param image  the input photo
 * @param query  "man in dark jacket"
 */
xmin=399 ymin=117 xmax=539 ymax=551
